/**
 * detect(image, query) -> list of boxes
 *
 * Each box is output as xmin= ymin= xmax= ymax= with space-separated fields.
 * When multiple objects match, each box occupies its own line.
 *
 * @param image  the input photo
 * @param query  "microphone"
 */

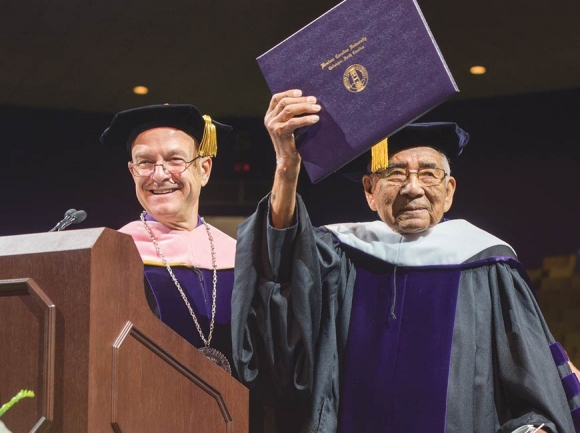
xmin=59 ymin=210 xmax=87 ymax=231
xmin=49 ymin=209 xmax=87 ymax=232
xmin=49 ymin=209 xmax=76 ymax=232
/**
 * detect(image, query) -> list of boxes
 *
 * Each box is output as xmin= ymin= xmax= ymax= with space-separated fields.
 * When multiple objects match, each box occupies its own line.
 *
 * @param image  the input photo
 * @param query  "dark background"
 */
xmin=2 ymin=87 xmax=580 ymax=269
xmin=1 ymin=0 xmax=580 ymax=270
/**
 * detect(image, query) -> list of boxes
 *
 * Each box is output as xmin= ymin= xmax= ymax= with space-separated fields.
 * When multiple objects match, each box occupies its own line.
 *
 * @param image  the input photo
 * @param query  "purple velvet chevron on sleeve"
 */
xmin=550 ymin=341 xmax=569 ymax=366
xmin=549 ymin=342 xmax=580 ymax=432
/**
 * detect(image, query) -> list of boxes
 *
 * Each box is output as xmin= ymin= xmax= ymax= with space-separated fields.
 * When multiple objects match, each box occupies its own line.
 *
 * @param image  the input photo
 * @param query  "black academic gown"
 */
xmin=232 ymin=195 xmax=579 ymax=433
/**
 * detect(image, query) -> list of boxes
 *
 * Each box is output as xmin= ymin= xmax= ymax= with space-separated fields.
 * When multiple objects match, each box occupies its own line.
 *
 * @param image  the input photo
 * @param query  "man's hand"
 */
xmin=265 ymin=89 xmax=320 ymax=228
xmin=265 ymin=89 xmax=320 ymax=166
xmin=511 ymin=425 xmax=547 ymax=433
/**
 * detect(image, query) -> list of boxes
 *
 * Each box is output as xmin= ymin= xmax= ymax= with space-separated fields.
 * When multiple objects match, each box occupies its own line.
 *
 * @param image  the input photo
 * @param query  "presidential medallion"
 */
xmin=200 ymin=346 xmax=232 ymax=375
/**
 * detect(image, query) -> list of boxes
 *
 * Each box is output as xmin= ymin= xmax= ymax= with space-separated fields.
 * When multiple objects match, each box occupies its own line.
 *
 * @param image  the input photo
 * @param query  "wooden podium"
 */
xmin=0 ymin=228 xmax=248 ymax=433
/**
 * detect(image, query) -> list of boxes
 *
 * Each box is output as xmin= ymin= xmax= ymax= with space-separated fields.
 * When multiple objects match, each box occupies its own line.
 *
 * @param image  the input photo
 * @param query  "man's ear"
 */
xmin=200 ymin=157 xmax=212 ymax=186
xmin=362 ymin=175 xmax=378 ymax=212
xmin=443 ymin=175 xmax=456 ymax=212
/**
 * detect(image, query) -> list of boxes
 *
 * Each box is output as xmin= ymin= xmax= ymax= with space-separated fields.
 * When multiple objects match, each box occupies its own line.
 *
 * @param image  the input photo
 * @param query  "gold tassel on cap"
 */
xmin=198 ymin=115 xmax=218 ymax=157
xmin=370 ymin=138 xmax=389 ymax=173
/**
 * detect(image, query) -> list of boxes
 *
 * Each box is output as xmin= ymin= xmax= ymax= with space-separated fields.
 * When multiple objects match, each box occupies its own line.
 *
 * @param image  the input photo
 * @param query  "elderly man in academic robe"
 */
xmin=231 ymin=90 xmax=580 ymax=433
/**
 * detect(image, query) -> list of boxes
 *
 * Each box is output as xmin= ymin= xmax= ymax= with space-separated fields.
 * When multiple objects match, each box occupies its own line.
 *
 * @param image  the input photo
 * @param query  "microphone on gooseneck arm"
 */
xmin=49 ymin=209 xmax=77 ymax=232
xmin=59 ymin=210 xmax=87 ymax=231
xmin=48 ymin=209 xmax=88 ymax=232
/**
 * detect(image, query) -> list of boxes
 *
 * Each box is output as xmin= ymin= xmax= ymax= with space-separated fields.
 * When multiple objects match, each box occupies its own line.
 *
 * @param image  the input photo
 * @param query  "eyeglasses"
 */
xmin=129 ymin=156 xmax=202 ymax=177
xmin=375 ymin=167 xmax=448 ymax=187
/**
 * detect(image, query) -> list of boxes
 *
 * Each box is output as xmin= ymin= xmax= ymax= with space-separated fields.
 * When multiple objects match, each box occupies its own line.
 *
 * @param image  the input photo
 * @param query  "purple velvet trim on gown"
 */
xmin=562 ymin=373 xmax=580 ymax=400
xmin=550 ymin=341 xmax=569 ymax=366
xmin=143 ymin=265 xmax=234 ymax=366
xmin=550 ymin=341 xmax=580 ymax=429
xmin=339 ymin=266 xmax=461 ymax=433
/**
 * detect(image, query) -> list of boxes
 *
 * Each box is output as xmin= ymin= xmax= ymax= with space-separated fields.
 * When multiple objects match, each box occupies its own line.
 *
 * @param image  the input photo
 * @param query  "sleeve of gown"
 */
xmin=490 ymin=262 xmax=580 ymax=432
xmin=231 ymin=194 xmax=355 ymax=405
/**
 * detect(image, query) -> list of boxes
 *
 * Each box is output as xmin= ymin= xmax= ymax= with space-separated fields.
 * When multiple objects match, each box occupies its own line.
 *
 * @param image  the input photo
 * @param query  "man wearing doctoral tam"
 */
xmin=231 ymin=90 xmax=580 ymax=432
xmin=101 ymin=104 xmax=236 ymax=374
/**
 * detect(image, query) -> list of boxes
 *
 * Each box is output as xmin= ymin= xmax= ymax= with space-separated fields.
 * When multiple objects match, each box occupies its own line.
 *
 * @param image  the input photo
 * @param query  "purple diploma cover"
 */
xmin=257 ymin=0 xmax=459 ymax=183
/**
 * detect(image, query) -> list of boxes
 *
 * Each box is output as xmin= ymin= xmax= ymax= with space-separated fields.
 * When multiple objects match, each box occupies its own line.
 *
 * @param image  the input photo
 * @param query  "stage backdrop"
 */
xmin=2 ymin=87 xmax=580 ymax=269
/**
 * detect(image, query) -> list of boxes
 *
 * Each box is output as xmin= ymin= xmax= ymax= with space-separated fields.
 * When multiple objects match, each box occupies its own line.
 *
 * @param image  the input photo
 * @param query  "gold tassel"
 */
xmin=198 ymin=115 xmax=218 ymax=157
xmin=370 ymin=138 xmax=389 ymax=173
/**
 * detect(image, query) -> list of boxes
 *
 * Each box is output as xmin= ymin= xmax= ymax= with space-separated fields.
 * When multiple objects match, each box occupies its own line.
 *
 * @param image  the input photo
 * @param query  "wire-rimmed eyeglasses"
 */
xmin=375 ymin=167 xmax=448 ymax=187
xmin=129 ymin=156 xmax=203 ymax=177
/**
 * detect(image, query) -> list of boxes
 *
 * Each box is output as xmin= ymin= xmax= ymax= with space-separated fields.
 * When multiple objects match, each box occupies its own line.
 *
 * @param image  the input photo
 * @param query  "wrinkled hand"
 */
xmin=265 ymin=89 xmax=321 ymax=228
xmin=264 ymin=89 xmax=321 ymax=168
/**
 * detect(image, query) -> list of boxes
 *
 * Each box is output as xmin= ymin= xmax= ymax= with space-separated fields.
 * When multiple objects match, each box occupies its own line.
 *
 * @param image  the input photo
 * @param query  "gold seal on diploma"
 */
xmin=343 ymin=64 xmax=369 ymax=93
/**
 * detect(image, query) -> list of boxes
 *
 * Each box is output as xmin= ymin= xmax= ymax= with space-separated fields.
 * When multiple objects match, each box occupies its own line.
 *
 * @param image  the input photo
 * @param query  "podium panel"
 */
xmin=111 ymin=323 xmax=234 ymax=432
xmin=0 ymin=228 xmax=248 ymax=433
xmin=0 ymin=279 xmax=55 ymax=433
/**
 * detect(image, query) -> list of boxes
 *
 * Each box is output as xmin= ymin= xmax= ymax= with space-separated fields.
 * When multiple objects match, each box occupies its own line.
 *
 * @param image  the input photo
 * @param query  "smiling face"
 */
xmin=362 ymin=146 xmax=456 ymax=234
xmin=129 ymin=127 xmax=212 ymax=231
